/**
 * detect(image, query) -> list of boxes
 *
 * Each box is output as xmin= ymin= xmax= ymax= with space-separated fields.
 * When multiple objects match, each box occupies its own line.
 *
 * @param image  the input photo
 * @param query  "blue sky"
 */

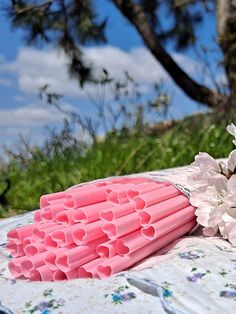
xmin=0 ymin=1 xmax=222 ymax=156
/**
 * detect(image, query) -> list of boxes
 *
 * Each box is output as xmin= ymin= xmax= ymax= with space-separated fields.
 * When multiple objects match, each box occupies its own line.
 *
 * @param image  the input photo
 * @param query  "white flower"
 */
xmin=227 ymin=123 xmax=236 ymax=146
xmin=188 ymin=123 xmax=236 ymax=246
xmin=188 ymin=152 xmax=227 ymax=190
xmin=189 ymin=175 xmax=236 ymax=245
xmin=228 ymin=149 xmax=236 ymax=173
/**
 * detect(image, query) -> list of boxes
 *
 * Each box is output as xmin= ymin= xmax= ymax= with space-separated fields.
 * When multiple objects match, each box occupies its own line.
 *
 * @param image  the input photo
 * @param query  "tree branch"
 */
xmin=112 ymin=0 xmax=226 ymax=108
xmin=11 ymin=0 xmax=55 ymax=15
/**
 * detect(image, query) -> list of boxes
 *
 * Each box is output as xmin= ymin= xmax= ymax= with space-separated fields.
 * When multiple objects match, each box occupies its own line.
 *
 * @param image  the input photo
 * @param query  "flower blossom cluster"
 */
xmin=188 ymin=123 xmax=236 ymax=245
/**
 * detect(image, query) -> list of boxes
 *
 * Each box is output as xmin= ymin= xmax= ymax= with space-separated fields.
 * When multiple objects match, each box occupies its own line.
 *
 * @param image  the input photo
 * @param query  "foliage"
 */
xmin=0 ymin=113 xmax=233 ymax=216
xmin=5 ymin=0 xmax=235 ymax=109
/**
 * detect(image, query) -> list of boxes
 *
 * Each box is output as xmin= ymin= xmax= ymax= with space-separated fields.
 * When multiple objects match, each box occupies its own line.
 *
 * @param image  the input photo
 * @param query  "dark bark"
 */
xmin=112 ymin=0 xmax=227 ymax=108
xmin=217 ymin=0 xmax=236 ymax=96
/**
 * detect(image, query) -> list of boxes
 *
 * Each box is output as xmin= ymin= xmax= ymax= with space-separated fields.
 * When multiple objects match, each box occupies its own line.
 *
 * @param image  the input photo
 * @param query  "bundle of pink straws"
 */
xmin=6 ymin=177 xmax=196 ymax=281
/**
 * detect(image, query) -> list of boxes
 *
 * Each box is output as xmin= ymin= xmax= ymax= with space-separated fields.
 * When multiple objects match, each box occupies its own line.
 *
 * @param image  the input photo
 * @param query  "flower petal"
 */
xmin=202 ymin=226 xmax=218 ymax=236
xmin=227 ymin=123 xmax=236 ymax=137
xmin=228 ymin=150 xmax=236 ymax=173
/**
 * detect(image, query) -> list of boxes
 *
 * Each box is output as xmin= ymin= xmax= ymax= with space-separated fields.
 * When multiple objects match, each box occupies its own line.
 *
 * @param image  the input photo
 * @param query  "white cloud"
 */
xmin=0 ymin=54 xmax=5 ymax=63
xmin=13 ymin=95 xmax=26 ymax=102
xmin=0 ymin=103 xmax=73 ymax=127
xmin=0 ymin=78 xmax=12 ymax=86
xmin=1 ymin=46 xmax=197 ymax=98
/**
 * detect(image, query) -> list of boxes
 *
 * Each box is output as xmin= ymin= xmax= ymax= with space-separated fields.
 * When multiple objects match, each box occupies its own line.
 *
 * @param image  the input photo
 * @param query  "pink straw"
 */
xmin=141 ymin=206 xmax=196 ymax=240
xmin=55 ymin=209 xmax=76 ymax=225
xmin=116 ymin=229 xmax=151 ymax=256
xmin=96 ymin=240 xmax=117 ymax=258
xmin=138 ymin=195 xmax=190 ymax=226
xmin=53 ymin=268 xmax=78 ymax=281
xmin=95 ymin=180 xmax=113 ymax=187
xmin=72 ymin=220 xmax=106 ymax=244
xmin=110 ymin=177 xmax=149 ymax=185
xmin=102 ymin=212 xmax=140 ymax=240
xmin=20 ymin=251 xmax=49 ymax=278
xmin=40 ymin=191 xmax=66 ymax=208
xmin=97 ymin=219 xmax=196 ymax=278
xmin=7 ymin=224 xmax=35 ymax=241
xmin=100 ymin=202 xmax=135 ymax=221
xmin=51 ymin=225 xmax=78 ymax=247
xmin=78 ymin=258 xmax=101 ymax=278
xmin=65 ymin=268 xmax=79 ymax=280
xmin=24 ymin=242 xmax=46 ymax=256
xmin=134 ymin=185 xmax=181 ymax=210
xmin=29 ymin=265 xmax=53 ymax=281
xmin=23 ymin=236 xmax=35 ymax=250
xmin=33 ymin=223 xmax=62 ymax=242
xmin=6 ymin=240 xmax=24 ymax=258
xmin=72 ymin=201 xmax=112 ymax=224
xmin=108 ymin=185 xmax=135 ymax=204
xmin=8 ymin=256 xmax=29 ymax=278
xmin=40 ymin=203 xmax=65 ymax=221
xmin=44 ymin=234 xmax=59 ymax=250
xmin=34 ymin=210 xmax=42 ymax=222
xmin=127 ymin=182 xmax=166 ymax=199
xmin=105 ymin=184 xmax=122 ymax=194
xmin=53 ymin=269 xmax=67 ymax=281
xmin=64 ymin=187 xmax=107 ymax=209
xmin=45 ymin=246 xmax=76 ymax=271
xmin=55 ymin=237 xmax=107 ymax=272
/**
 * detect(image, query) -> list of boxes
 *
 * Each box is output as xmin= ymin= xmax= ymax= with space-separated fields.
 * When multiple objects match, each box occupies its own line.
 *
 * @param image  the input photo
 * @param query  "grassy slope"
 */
xmin=2 ymin=113 xmax=234 ymax=214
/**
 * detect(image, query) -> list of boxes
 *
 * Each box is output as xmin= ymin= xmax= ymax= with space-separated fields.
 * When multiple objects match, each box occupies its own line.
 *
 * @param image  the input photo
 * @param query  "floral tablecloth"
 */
xmin=0 ymin=166 xmax=236 ymax=314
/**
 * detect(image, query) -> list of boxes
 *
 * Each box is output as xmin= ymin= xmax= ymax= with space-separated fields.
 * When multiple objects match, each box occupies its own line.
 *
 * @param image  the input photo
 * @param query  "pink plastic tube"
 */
xmin=34 ymin=210 xmax=42 ymax=222
xmin=96 ymin=240 xmax=117 ymax=258
xmin=51 ymin=225 xmax=78 ymax=247
xmin=97 ymin=219 xmax=196 ymax=278
xmin=118 ymin=196 xmax=129 ymax=204
xmin=53 ymin=268 xmax=78 ymax=281
xmin=7 ymin=224 xmax=35 ymax=241
xmin=55 ymin=237 xmax=107 ymax=272
xmin=45 ymin=246 xmax=76 ymax=271
xmin=44 ymin=234 xmax=59 ymax=250
xmin=110 ymin=177 xmax=149 ymax=185
xmin=72 ymin=201 xmax=112 ymax=224
xmin=55 ymin=209 xmax=76 ymax=225
xmin=64 ymin=187 xmax=107 ymax=209
xmin=141 ymin=206 xmax=196 ymax=240
xmin=23 ymin=236 xmax=35 ymax=249
xmin=33 ymin=223 xmax=62 ymax=242
xmin=53 ymin=269 xmax=67 ymax=281
xmin=100 ymin=202 xmax=135 ymax=221
xmin=102 ymin=212 xmax=140 ymax=240
xmin=40 ymin=191 xmax=66 ymax=208
xmin=95 ymin=180 xmax=113 ymax=187
xmin=24 ymin=242 xmax=46 ymax=256
xmin=135 ymin=185 xmax=181 ymax=210
xmin=40 ymin=203 xmax=65 ymax=221
xmin=20 ymin=251 xmax=49 ymax=278
xmin=138 ymin=195 xmax=190 ymax=226
xmin=127 ymin=182 xmax=166 ymax=199
xmin=105 ymin=184 xmax=122 ymax=194
xmin=6 ymin=240 xmax=24 ymax=258
xmin=72 ymin=220 xmax=106 ymax=244
xmin=78 ymin=258 xmax=101 ymax=278
xmin=108 ymin=185 xmax=135 ymax=204
xmin=29 ymin=265 xmax=54 ymax=281
xmin=116 ymin=229 xmax=152 ymax=256
xmin=8 ymin=256 xmax=29 ymax=278
xmin=45 ymin=249 xmax=67 ymax=271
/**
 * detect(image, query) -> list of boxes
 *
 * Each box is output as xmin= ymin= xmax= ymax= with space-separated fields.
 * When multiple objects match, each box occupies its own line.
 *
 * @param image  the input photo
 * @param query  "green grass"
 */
xmin=1 ymin=113 xmax=234 ymax=216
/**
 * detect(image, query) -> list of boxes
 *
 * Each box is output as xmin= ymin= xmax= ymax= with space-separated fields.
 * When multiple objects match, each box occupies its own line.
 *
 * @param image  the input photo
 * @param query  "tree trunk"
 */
xmin=112 ymin=0 xmax=227 ymax=109
xmin=217 ymin=0 xmax=236 ymax=98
